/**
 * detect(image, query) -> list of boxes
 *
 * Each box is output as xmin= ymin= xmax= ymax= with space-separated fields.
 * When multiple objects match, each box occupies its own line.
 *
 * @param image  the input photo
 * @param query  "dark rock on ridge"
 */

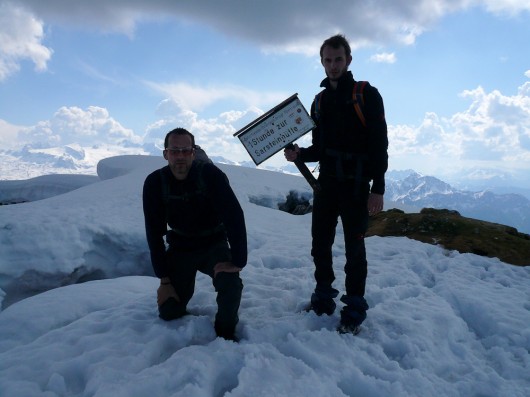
xmin=367 ymin=208 xmax=530 ymax=266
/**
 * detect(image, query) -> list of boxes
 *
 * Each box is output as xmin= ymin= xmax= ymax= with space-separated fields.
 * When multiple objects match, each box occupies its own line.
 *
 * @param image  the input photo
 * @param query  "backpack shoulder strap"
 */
xmin=352 ymin=81 xmax=368 ymax=127
xmin=160 ymin=161 xmax=208 ymax=204
xmin=313 ymin=90 xmax=325 ymax=121
xmin=191 ymin=160 xmax=208 ymax=195
xmin=159 ymin=167 xmax=170 ymax=206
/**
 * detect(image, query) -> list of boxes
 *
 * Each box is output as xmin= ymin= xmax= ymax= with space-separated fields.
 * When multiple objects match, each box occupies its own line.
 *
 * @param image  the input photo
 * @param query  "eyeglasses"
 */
xmin=165 ymin=146 xmax=194 ymax=156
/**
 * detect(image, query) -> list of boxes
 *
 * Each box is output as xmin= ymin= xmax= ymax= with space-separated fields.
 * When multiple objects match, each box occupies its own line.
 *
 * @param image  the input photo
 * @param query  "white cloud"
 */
xmin=0 ymin=2 xmax=53 ymax=81
xmin=0 ymin=119 xmax=25 ymax=149
xmin=4 ymin=78 xmax=530 ymax=177
xmin=145 ymin=81 xmax=288 ymax=112
xmin=479 ymin=0 xmax=530 ymax=16
xmin=76 ymin=60 xmax=120 ymax=85
xmin=144 ymin=99 xmax=262 ymax=160
xmin=18 ymin=106 xmax=143 ymax=147
xmin=453 ymin=86 xmax=530 ymax=156
xmin=389 ymin=80 xmax=530 ymax=174
xmin=369 ymin=52 xmax=397 ymax=64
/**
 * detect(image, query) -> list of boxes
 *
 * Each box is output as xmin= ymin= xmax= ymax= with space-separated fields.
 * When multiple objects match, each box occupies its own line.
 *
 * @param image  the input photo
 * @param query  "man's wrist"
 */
xmin=160 ymin=277 xmax=171 ymax=285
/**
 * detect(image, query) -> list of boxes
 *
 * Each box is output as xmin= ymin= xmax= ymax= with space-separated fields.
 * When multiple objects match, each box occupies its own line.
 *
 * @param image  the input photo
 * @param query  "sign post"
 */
xmin=234 ymin=94 xmax=320 ymax=191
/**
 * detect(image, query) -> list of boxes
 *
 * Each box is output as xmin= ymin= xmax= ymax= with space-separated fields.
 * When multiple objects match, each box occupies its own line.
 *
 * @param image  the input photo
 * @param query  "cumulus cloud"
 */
xmin=0 ymin=2 xmax=53 ymax=81
xmin=389 ymin=78 xmax=530 ymax=174
xmin=453 ymin=86 xmax=530 ymax=157
xmin=0 ymin=119 xmax=25 ymax=149
xmin=17 ymin=106 xmax=143 ymax=147
xmin=5 ymin=76 xmax=530 ymax=175
xmin=143 ymin=98 xmax=262 ymax=160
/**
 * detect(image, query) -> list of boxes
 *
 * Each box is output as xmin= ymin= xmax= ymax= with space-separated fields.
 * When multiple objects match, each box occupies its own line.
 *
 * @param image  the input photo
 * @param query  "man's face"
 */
xmin=164 ymin=134 xmax=195 ymax=180
xmin=321 ymin=45 xmax=352 ymax=82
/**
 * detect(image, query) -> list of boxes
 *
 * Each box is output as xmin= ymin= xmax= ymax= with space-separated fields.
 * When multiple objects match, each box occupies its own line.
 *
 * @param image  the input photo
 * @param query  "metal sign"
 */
xmin=234 ymin=94 xmax=315 ymax=165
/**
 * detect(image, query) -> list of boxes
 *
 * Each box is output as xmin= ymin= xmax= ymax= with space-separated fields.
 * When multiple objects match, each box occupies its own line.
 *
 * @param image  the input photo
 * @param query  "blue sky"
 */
xmin=1 ymin=0 xmax=529 ymax=187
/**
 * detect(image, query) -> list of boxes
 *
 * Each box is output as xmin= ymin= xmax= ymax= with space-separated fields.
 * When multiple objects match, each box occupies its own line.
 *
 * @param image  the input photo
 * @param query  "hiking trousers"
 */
xmin=311 ymin=176 xmax=369 ymax=297
xmin=159 ymin=239 xmax=243 ymax=337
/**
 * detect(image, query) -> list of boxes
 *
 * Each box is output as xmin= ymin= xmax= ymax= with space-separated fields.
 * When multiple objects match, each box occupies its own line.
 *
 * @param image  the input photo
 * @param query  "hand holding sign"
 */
xmin=284 ymin=143 xmax=300 ymax=161
xmin=285 ymin=143 xmax=320 ymax=192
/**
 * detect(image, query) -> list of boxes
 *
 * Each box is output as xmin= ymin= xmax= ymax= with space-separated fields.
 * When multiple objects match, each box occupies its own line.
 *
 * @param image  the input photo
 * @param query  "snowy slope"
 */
xmin=0 ymin=156 xmax=529 ymax=397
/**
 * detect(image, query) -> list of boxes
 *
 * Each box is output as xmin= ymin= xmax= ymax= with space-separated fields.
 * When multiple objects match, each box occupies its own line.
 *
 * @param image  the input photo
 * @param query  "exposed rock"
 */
xmin=278 ymin=191 xmax=313 ymax=215
xmin=367 ymin=208 xmax=530 ymax=266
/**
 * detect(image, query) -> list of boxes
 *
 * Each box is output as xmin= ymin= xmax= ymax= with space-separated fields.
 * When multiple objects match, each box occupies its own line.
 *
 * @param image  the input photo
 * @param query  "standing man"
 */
xmin=285 ymin=34 xmax=388 ymax=334
xmin=143 ymin=127 xmax=247 ymax=341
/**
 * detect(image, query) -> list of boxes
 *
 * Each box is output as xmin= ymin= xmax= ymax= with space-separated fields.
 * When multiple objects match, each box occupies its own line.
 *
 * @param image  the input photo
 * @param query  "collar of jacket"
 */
xmin=320 ymin=71 xmax=355 ymax=90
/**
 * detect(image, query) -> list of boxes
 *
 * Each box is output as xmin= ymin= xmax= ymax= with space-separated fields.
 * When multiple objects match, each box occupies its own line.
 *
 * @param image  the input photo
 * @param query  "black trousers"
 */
xmin=159 ymin=239 xmax=243 ymax=336
xmin=311 ymin=176 xmax=369 ymax=297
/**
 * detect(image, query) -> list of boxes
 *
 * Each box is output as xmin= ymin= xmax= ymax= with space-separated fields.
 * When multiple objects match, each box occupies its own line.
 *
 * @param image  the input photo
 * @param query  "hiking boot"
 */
xmin=305 ymin=300 xmax=336 ymax=316
xmin=307 ymin=284 xmax=339 ymax=315
xmin=214 ymin=323 xmax=239 ymax=342
xmin=339 ymin=295 xmax=368 ymax=326
xmin=219 ymin=333 xmax=240 ymax=342
xmin=337 ymin=322 xmax=361 ymax=335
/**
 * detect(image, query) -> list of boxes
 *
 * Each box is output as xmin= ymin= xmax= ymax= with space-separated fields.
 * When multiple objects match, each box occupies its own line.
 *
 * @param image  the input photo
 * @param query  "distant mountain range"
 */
xmin=385 ymin=170 xmax=530 ymax=234
xmin=1 ymin=146 xmax=529 ymax=234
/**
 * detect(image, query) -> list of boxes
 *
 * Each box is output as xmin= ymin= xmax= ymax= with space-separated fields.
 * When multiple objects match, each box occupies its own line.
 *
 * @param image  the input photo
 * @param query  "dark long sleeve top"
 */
xmin=300 ymin=71 xmax=389 ymax=194
xmin=142 ymin=162 xmax=247 ymax=278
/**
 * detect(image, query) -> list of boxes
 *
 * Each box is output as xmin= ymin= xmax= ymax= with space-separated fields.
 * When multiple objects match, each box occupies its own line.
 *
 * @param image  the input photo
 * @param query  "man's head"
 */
xmin=164 ymin=127 xmax=195 ymax=149
xmin=163 ymin=128 xmax=196 ymax=180
xmin=320 ymin=34 xmax=352 ymax=84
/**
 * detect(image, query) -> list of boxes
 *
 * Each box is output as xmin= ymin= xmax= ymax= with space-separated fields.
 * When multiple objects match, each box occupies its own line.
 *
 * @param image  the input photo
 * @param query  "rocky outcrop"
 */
xmin=367 ymin=208 xmax=530 ymax=266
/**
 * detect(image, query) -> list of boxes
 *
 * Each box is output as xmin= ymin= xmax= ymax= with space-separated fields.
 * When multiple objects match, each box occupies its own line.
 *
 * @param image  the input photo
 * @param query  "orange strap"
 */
xmin=352 ymin=81 xmax=367 ymax=127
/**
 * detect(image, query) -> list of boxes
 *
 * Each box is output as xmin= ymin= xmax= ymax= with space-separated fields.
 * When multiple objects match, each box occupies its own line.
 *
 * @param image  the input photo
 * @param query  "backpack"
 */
xmin=314 ymin=81 xmax=368 ymax=126
xmin=193 ymin=145 xmax=212 ymax=164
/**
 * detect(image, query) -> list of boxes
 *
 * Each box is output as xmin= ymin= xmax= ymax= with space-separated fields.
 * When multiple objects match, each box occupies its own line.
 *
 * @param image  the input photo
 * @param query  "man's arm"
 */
xmin=205 ymin=165 xmax=248 ymax=270
xmin=298 ymin=100 xmax=322 ymax=163
xmin=142 ymin=171 xmax=170 ymax=278
xmin=365 ymin=86 xmax=389 ymax=195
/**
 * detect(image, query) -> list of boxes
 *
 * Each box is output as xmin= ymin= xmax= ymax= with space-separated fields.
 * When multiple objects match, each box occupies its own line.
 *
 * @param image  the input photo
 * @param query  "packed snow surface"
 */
xmin=1 ymin=155 xmax=529 ymax=397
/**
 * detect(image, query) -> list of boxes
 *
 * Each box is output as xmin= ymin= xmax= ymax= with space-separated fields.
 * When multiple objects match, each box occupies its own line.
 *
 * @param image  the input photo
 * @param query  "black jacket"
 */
xmin=143 ymin=162 xmax=247 ymax=278
xmin=300 ymin=71 xmax=388 ymax=194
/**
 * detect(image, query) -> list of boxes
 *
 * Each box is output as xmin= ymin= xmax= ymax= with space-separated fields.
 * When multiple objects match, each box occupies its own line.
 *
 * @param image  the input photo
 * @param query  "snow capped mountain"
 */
xmin=0 ymin=144 xmax=148 ymax=180
xmin=387 ymin=171 xmax=454 ymax=201
xmin=387 ymin=170 xmax=530 ymax=234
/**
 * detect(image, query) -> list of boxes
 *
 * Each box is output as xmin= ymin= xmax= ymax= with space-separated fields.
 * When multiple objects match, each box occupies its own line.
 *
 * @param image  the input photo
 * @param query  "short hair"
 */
xmin=320 ymin=34 xmax=351 ymax=59
xmin=164 ymin=127 xmax=195 ymax=148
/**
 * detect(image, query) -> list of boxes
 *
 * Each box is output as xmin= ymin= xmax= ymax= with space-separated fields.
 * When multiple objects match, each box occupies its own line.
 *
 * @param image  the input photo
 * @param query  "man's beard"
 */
xmin=327 ymin=69 xmax=345 ymax=81
xmin=171 ymin=161 xmax=191 ymax=177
